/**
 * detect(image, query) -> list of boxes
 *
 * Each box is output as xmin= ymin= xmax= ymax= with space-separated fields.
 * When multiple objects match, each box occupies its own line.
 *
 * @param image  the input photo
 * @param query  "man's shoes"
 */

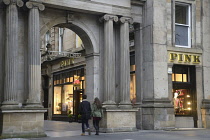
xmin=95 ymin=131 xmax=99 ymax=135
xmin=81 ymin=133 xmax=85 ymax=136
xmin=86 ymin=128 xmax=91 ymax=135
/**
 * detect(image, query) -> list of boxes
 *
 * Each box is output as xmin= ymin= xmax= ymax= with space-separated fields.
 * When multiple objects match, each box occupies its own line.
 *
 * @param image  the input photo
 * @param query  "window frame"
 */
xmin=175 ymin=2 xmax=191 ymax=48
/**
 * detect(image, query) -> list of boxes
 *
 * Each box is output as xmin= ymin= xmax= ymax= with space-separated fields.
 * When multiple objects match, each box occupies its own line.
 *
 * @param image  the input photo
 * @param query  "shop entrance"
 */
xmin=52 ymin=67 xmax=85 ymax=121
xmin=172 ymin=65 xmax=197 ymax=128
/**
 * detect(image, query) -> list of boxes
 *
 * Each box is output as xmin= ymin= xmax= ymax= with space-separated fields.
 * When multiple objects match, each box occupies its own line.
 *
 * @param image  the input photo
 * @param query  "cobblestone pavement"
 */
xmin=3 ymin=121 xmax=210 ymax=140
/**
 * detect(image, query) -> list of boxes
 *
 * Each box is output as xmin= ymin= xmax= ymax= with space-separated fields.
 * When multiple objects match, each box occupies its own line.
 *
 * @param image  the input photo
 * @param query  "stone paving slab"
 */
xmin=3 ymin=121 xmax=210 ymax=140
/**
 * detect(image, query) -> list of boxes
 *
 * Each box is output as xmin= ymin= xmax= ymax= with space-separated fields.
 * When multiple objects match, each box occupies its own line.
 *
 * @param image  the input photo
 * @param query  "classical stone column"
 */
xmin=119 ymin=17 xmax=133 ymax=108
xmin=100 ymin=14 xmax=118 ymax=107
xmin=26 ymin=1 xmax=45 ymax=107
xmin=1 ymin=0 xmax=23 ymax=109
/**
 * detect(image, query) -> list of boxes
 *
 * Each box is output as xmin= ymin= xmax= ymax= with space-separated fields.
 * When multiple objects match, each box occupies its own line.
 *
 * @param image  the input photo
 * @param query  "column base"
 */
xmin=1 ymin=101 xmax=20 ymax=109
xmin=201 ymin=99 xmax=210 ymax=128
xmin=0 ymin=109 xmax=47 ymax=139
xmin=103 ymin=100 xmax=117 ymax=109
xmin=100 ymin=108 xmax=138 ymax=132
xmin=141 ymin=99 xmax=175 ymax=130
xmin=118 ymin=102 xmax=132 ymax=109
xmin=25 ymin=103 xmax=43 ymax=108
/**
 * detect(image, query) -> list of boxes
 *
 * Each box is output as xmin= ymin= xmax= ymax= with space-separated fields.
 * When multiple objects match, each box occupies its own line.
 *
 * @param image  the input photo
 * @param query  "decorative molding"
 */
xmin=26 ymin=1 xmax=45 ymax=11
xmin=3 ymin=0 xmax=23 ymax=7
xmin=67 ymin=13 xmax=74 ymax=23
xmin=99 ymin=14 xmax=118 ymax=22
xmin=120 ymin=17 xmax=133 ymax=24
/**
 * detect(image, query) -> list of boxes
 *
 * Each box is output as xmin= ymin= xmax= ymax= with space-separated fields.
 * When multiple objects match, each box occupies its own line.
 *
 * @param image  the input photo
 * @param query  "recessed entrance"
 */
xmin=172 ymin=65 xmax=197 ymax=128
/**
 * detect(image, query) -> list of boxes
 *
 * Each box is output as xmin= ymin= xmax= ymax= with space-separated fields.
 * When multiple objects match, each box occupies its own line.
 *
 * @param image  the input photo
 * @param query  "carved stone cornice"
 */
xmin=120 ymin=17 xmax=133 ymax=24
xmin=3 ymin=0 xmax=23 ymax=7
xmin=26 ymin=1 xmax=45 ymax=11
xmin=99 ymin=14 xmax=118 ymax=22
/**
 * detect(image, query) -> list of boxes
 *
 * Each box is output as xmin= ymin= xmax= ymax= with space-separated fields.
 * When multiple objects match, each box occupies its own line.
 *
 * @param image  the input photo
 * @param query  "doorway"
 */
xmin=52 ymin=67 xmax=85 ymax=121
xmin=172 ymin=65 xmax=197 ymax=128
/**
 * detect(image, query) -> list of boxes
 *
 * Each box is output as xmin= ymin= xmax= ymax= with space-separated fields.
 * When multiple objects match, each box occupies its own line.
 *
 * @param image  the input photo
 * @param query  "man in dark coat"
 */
xmin=79 ymin=94 xmax=91 ymax=136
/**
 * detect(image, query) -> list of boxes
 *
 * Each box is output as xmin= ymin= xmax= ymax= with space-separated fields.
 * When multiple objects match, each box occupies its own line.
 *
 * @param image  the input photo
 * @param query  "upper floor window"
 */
xmin=175 ymin=3 xmax=191 ymax=48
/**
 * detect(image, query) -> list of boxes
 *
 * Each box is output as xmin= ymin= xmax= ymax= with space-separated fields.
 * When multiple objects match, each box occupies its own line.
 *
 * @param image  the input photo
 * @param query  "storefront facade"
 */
xmin=168 ymin=51 xmax=202 ymax=128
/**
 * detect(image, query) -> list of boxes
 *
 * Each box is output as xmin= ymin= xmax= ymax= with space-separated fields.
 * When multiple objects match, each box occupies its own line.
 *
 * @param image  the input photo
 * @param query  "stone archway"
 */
xmin=40 ymin=13 xmax=101 ymax=102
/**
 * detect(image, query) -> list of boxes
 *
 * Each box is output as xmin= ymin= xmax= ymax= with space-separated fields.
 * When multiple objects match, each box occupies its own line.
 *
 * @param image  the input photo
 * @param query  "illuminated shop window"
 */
xmin=64 ymin=85 xmax=74 ymax=113
xmin=130 ymin=51 xmax=136 ymax=104
xmin=173 ymin=89 xmax=192 ymax=116
xmin=130 ymin=72 xmax=136 ymax=103
xmin=172 ymin=65 xmax=190 ymax=82
xmin=54 ymin=86 xmax=62 ymax=114
xmin=53 ymin=67 xmax=85 ymax=116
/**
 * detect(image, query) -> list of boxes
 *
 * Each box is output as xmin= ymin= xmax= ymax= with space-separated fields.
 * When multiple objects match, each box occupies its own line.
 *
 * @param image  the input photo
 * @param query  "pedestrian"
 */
xmin=79 ymin=94 xmax=91 ymax=136
xmin=91 ymin=97 xmax=103 ymax=135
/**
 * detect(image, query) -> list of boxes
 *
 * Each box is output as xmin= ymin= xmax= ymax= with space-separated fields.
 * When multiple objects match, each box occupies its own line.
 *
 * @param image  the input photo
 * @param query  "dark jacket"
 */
xmin=79 ymin=99 xmax=91 ymax=120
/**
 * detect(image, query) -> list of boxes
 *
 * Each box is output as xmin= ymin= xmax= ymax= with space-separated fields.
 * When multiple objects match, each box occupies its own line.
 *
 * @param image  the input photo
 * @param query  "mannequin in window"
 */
xmin=174 ymin=90 xmax=180 ymax=113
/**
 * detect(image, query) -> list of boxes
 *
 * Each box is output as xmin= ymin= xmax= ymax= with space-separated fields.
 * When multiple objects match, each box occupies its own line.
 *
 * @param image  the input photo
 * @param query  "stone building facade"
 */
xmin=1 ymin=0 xmax=210 ymax=138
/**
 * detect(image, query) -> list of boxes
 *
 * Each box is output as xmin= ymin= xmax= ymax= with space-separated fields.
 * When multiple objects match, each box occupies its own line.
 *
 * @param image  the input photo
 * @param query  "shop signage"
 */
xmin=60 ymin=58 xmax=74 ymax=68
xmin=169 ymin=52 xmax=201 ymax=65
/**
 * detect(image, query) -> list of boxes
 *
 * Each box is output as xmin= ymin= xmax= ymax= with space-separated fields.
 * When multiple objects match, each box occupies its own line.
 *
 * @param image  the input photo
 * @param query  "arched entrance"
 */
xmin=40 ymin=14 xmax=100 ymax=121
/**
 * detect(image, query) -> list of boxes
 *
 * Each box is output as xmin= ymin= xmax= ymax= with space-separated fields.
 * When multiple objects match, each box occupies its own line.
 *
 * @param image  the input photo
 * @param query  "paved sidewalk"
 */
xmin=3 ymin=120 xmax=210 ymax=140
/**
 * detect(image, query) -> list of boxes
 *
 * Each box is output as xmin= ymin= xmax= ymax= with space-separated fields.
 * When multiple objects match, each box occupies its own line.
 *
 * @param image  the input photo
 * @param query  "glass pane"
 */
xmin=175 ymin=74 xmax=182 ymax=82
xmin=54 ymin=86 xmax=62 ymax=114
xmin=64 ymin=85 xmax=74 ymax=114
xmin=173 ymin=89 xmax=192 ymax=116
xmin=175 ymin=5 xmax=188 ymax=24
xmin=183 ymin=74 xmax=187 ymax=82
xmin=130 ymin=73 xmax=136 ymax=105
xmin=175 ymin=25 xmax=188 ymax=46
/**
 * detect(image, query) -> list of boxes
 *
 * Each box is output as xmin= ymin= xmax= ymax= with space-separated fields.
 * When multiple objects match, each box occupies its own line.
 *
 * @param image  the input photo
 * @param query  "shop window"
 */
xmin=172 ymin=65 xmax=190 ymax=82
xmin=130 ymin=52 xmax=136 ymax=104
xmin=130 ymin=71 xmax=136 ymax=103
xmin=53 ymin=67 xmax=85 ymax=116
xmin=175 ymin=3 xmax=191 ymax=48
xmin=172 ymin=65 xmax=196 ymax=116
xmin=54 ymin=86 xmax=62 ymax=114
xmin=64 ymin=85 xmax=74 ymax=113
xmin=173 ymin=89 xmax=192 ymax=116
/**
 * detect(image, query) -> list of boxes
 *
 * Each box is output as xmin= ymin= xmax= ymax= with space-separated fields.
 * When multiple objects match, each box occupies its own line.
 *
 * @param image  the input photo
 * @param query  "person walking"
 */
xmin=79 ymin=94 xmax=91 ymax=136
xmin=91 ymin=97 xmax=103 ymax=135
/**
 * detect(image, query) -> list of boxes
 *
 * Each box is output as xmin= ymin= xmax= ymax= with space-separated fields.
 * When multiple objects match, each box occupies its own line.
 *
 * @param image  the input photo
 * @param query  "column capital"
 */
xmin=99 ymin=14 xmax=118 ymax=22
xmin=26 ymin=1 xmax=45 ymax=11
xmin=120 ymin=17 xmax=133 ymax=24
xmin=3 ymin=0 xmax=23 ymax=7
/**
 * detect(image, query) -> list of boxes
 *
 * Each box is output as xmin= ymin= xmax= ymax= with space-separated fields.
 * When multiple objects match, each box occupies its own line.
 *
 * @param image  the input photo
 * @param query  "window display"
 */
xmin=64 ymin=85 xmax=74 ymax=114
xmin=130 ymin=64 xmax=136 ymax=104
xmin=173 ymin=89 xmax=192 ymax=116
xmin=54 ymin=86 xmax=61 ymax=114
xmin=53 ymin=67 xmax=85 ymax=118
